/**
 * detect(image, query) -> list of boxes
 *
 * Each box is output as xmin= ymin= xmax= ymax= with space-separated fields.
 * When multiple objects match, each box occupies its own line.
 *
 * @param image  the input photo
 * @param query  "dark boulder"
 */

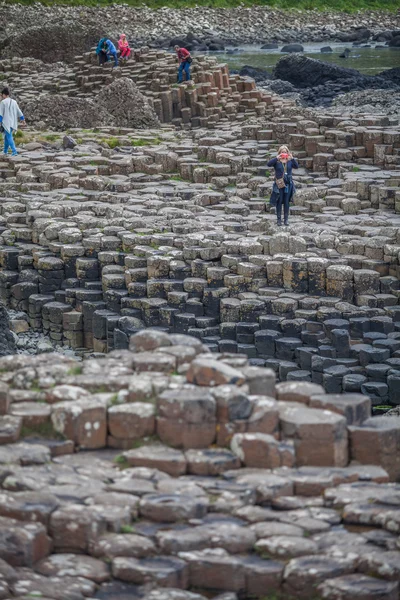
xmin=281 ymin=44 xmax=304 ymax=53
xmin=210 ymin=37 xmax=225 ymax=47
xmin=63 ymin=135 xmax=77 ymax=150
xmin=0 ymin=306 xmax=16 ymax=357
xmin=320 ymin=46 xmax=333 ymax=53
xmin=273 ymin=54 xmax=362 ymax=88
xmin=169 ymin=37 xmax=187 ymax=48
xmin=339 ymin=48 xmax=351 ymax=58
xmin=389 ymin=35 xmax=400 ymax=47
xmin=239 ymin=65 xmax=272 ymax=82
xmin=337 ymin=28 xmax=370 ymax=43
xmin=261 ymin=43 xmax=278 ymax=49
xmin=378 ymin=67 xmax=400 ymax=85
xmin=207 ymin=37 xmax=225 ymax=51
xmin=373 ymin=31 xmax=393 ymax=42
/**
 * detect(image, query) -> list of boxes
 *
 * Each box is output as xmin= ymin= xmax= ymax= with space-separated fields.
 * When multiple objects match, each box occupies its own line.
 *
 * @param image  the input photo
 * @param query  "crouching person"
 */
xmin=118 ymin=34 xmax=131 ymax=61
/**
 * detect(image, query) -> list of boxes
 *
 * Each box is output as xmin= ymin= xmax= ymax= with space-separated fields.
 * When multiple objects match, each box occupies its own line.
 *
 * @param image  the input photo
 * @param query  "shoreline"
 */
xmin=1 ymin=4 xmax=400 ymax=50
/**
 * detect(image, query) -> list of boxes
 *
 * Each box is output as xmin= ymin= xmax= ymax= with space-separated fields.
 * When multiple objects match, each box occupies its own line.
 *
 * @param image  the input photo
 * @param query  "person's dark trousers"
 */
xmin=99 ymin=51 xmax=108 ymax=65
xmin=276 ymin=189 xmax=290 ymax=224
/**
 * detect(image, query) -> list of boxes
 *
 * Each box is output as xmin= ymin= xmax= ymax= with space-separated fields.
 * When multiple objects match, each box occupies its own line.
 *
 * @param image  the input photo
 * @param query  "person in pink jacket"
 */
xmin=118 ymin=34 xmax=131 ymax=61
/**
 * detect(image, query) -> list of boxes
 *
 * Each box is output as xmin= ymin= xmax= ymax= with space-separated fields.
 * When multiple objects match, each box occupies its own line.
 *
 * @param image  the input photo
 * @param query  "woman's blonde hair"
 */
xmin=278 ymin=145 xmax=289 ymax=155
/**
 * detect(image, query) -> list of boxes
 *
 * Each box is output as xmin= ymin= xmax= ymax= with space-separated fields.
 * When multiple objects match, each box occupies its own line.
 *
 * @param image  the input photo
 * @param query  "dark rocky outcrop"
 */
xmin=0 ymin=23 xmax=103 ymax=64
xmin=168 ymin=33 xmax=225 ymax=52
xmin=337 ymin=27 xmax=370 ymax=43
xmin=320 ymin=46 xmax=333 ymax=53
xmin=0 ymin=306 xmax=16 ymax=357
xmin=97 ymin=78 xmax=160 ymax=129
xmin=379 ymin=66 xmax=400 ymax=86
xmin=24 ymin=96 xmax=113 ymax=130
xmin=372 ymin=31 xmax=394 ymax=42
xmin=261 ymin=79 xmax=298 ymax=97
xmin=270 ymin=54 xmax=400 ymax=107
xmin=24 ymin=78 xmax=159 ymax=130
xmin=239 ymin=65 xmax=272 ymax=82
xmin=389 ymin=35 xmax=400 ymax=47
xmin=273 ymin=54 xmax=362 ymax=88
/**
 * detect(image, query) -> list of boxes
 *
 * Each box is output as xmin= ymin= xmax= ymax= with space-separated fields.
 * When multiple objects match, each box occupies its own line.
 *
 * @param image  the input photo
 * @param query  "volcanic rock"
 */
xmin=0 ymin=307 xmax=16 ymax=357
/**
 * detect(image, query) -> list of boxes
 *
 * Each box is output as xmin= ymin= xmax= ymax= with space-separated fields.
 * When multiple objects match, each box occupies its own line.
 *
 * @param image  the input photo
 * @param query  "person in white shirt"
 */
xmin=0 ymin=88 xmax=25 ymax=157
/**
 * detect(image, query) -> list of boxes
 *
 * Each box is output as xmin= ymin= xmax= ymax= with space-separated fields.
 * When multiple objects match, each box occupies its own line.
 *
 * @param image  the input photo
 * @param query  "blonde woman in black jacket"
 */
xmin=267 ymin=145 xmax=298 ymax=226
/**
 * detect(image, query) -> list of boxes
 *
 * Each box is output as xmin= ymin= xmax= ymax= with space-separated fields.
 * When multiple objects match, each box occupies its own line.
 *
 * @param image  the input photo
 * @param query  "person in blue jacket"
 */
xmin=267 ymin=145 xmax=298 ymax=227
xmin=103 ymin=39 xmax=118 ymax=68
xmin=96 ymin=37 xmax=108 ymax=65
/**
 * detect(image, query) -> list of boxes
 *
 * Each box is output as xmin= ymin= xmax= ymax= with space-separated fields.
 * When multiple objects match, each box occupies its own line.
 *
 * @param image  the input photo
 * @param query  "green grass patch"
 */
xmin=21 ymin=421 xmax=64 ymax=440
xmin=101 ymin=137 xmax=120 ymax=149
xmin=120 ymin=524 xmax=136 ymax=534
xmin=169 ymin=175 xmax=184 ymax=182
xmin=124 ymin=434 xmax=160 ymax=450
xmin=131 ymin=138 xmax=161 ymax=147
xmin=14 ymin=130 xmax=24 ymax=140
xmin=93 ymin=385 xmax=111 ymax=393
xmin=44 ymin=134 xmax=59 ymax=142
xmin=352 ymin=166 xmax=361 ymax=172
xmin=67 ymin=365 xmax=83 ymax=376
xmin=114 ymin=454 xmax=130 ymax=468
xmin=109 ymin=393 xmax=120 ymax=406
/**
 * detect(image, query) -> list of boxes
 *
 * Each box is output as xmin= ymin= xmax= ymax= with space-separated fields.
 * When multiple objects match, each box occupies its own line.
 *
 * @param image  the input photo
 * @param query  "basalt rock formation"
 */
xmin=0 ymin=38 xmax=399 ymax=600
xmin=0 ymin=305 xmax=16 ymax=356
xmin=0 ymin=332 xmax=398 ymax=599
xmin=98 ymin=78 xmax=160 ymax=129
xmin=24 ymin=95 xmax=114 ymax=130
xmin=24 ymin=79 xmax=159 ymax=130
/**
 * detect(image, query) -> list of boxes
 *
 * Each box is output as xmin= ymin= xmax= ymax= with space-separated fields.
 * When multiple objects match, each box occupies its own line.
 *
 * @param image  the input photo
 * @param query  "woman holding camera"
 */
xmin=267 ymin=145 xmax=298 ymax=227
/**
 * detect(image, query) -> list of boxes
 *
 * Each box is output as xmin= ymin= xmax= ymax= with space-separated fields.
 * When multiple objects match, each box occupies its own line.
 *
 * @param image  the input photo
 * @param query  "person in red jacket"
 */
xmin=174 ymin=45 xmax=192 ymax=83
xmin=118 ymin=34 xmax=131 ymax=61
